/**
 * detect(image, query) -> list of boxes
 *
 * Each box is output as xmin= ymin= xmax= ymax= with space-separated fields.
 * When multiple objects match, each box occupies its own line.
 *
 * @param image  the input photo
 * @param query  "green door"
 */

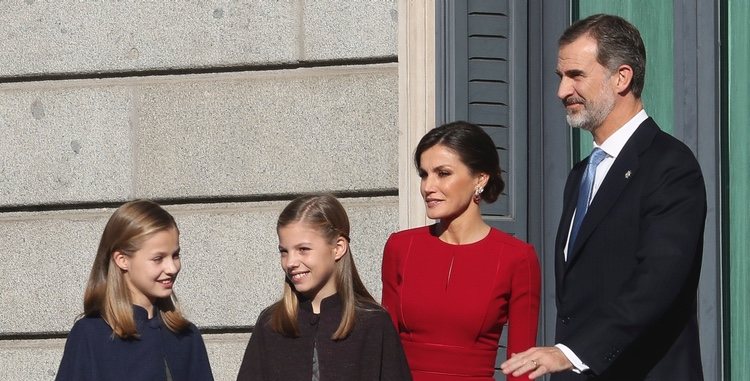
xmin=574 ymin=1 xmax=674 ymax=160
xmin=726 ymin=0 xmax=750 ymax=378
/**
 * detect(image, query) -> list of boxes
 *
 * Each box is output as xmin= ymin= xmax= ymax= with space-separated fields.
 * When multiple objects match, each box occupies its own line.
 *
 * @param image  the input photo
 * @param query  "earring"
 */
xmin=473 ymin=187 xmax=484 ymax=203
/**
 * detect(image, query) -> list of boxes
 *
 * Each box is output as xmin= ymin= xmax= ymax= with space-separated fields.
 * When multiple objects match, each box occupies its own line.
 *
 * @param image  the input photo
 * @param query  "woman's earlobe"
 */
xmin=478 ymin=173 xmax=490 ymax=189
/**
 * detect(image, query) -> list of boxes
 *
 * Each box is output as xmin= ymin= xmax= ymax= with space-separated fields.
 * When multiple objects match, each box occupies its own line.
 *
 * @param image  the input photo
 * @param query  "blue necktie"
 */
xmin=568 ymin=148 xmax=608 ymax=252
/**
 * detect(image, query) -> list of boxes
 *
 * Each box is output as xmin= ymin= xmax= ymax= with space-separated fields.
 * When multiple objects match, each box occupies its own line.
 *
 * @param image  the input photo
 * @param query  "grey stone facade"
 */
xmin=0 ymin=1 xmax=398 ymax=379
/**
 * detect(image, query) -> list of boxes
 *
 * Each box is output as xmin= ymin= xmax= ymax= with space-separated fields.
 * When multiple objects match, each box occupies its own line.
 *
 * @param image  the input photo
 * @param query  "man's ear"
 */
xmin=614 ymin=64 xmax=634 ymax=94
xmin=333 ymin=237 xmax=348 ymax=261
xmin=112 ymin=251 xmax=129 ymax=271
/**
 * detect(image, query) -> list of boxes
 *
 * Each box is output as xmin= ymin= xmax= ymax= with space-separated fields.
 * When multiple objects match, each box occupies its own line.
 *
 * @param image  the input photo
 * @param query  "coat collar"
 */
xmin=298 ymin=293 xmax=343 ymax=314
xmin=132 ymin=305 xmax=161 ymax=328
xmin=297 ymin=293 xmax=344 ymax=329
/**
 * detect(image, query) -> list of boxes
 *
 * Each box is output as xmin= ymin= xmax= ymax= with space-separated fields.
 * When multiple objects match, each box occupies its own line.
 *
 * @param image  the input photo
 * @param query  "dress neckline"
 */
xmin=429 ymin=224 xmax=494 ymax=247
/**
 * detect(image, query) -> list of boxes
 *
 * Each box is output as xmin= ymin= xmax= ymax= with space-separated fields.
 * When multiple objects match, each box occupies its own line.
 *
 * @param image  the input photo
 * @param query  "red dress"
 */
xmin=382 ymin=226 xmax=541 ymax=381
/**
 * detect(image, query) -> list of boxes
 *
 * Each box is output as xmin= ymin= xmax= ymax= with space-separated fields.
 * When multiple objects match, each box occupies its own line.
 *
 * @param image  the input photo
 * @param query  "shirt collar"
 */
xmin=594 ymin=109 xmax=649 ymax=159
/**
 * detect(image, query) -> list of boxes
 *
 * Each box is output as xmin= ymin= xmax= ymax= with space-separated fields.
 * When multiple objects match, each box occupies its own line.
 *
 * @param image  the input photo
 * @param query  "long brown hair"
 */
xmin=83 ymin=199 xmax=189 ymax=339
xmin=270 ymin=194 xmax=377 ymax=340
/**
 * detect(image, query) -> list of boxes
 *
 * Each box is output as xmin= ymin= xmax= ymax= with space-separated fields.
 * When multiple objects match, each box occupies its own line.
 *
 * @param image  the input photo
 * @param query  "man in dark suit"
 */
xmin=501 ymin=14 xmax=706 ymax=380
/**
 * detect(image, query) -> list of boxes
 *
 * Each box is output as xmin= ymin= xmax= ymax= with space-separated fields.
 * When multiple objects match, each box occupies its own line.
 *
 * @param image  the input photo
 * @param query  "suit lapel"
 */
xmin=555 ymin=160 xmax=586 ymax=299
xmin=564 ymin=118 xmax=659 ymax=270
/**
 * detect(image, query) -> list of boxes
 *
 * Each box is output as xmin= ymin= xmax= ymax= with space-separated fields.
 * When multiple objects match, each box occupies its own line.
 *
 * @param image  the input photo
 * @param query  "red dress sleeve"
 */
xmin=506 ymin=243 xmax=541 ymax=379
xmin=381 ymin=234 xmax=401 ymax=329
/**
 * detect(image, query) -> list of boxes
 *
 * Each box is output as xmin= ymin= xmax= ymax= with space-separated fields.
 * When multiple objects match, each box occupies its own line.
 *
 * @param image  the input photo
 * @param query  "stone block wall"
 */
xmin=0 ymin=1 xmax=398 ymax=379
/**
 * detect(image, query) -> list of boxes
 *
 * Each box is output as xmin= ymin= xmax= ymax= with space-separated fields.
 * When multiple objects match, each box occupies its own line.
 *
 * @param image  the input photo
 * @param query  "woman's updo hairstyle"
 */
xmin=414 ymin=121 xmax=505 ymax=203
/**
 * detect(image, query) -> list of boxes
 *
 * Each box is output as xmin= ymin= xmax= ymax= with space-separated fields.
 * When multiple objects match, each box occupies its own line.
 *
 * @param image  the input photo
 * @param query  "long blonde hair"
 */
xmin=270 ymin=194 xmax=377 ymax=340
xmin=83 ymin=200 xmax=189 ymax=339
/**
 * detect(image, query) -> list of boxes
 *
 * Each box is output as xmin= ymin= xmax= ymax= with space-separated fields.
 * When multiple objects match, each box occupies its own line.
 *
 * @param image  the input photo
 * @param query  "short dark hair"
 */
xmin=414 ymin=121 xmax=505 ymax=203
xmin=559 ymin=14 xmax=646 ymax=98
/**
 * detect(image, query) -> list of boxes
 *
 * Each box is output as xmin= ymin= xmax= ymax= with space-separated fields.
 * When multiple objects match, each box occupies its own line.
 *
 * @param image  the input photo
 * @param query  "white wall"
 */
xmin=0 ymin=1 xmax=399 ymax=379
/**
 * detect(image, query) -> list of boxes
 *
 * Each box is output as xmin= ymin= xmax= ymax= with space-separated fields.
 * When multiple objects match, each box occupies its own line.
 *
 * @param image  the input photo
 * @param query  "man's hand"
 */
xmin=500 ymin=346 xmax=574 ymax=379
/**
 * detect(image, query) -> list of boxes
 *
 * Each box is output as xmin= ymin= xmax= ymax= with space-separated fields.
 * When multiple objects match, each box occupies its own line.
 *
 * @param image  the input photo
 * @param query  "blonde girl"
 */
xmin=56 ymin=200 xmax=213 ymax=381
xmin=237 ymin=194 xmax=411 ymax=380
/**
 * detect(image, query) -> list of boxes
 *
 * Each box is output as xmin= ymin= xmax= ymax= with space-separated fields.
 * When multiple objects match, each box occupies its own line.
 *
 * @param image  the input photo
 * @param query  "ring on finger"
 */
xmin=531 ymin=359 xmax=539 ymax=368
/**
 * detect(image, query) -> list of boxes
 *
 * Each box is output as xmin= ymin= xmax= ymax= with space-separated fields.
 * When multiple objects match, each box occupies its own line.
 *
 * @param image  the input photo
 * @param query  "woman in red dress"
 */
xmin=382 ymin=121 xmax=541 ymax=381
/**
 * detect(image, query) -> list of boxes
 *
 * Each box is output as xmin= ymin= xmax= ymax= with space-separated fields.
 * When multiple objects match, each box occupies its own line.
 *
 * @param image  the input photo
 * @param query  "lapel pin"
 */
xmin=625 ymin=170 xmax=632 ymax=179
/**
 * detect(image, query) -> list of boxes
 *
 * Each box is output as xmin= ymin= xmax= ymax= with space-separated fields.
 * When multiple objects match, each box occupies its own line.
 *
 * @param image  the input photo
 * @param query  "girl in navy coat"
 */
xmin=236 ymin=194 xmax=411 ymax=380
xmin=56 ymin=200 xmax=214 ymax=381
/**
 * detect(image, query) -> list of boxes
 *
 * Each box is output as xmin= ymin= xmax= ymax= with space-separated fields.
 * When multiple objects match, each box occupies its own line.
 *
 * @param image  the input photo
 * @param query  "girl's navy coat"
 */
xmin=55 ymin=306 xmax=213 ymax=381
